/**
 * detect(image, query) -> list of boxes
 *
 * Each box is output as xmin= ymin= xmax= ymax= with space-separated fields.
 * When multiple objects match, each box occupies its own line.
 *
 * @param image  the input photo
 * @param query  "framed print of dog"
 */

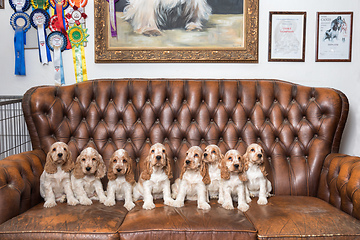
xmin=94 ymin=0 xmax=258 ymax=63
xmin=316 ymin=12 xmax=353 ymax=62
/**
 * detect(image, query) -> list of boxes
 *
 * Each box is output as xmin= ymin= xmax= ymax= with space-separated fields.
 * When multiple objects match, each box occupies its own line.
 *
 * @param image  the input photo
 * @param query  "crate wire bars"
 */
xmin=0 ymin=96 xmax=32 ymax=160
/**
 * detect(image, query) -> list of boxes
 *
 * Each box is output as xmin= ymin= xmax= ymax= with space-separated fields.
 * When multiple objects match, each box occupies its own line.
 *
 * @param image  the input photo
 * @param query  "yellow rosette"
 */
xmin=67 ymin=25 xmax=88 ymax=82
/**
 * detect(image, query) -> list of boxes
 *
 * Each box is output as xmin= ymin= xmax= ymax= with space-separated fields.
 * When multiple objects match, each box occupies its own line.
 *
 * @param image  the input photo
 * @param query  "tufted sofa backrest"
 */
xmin=22 ymin=79 xmax=348 ymax=196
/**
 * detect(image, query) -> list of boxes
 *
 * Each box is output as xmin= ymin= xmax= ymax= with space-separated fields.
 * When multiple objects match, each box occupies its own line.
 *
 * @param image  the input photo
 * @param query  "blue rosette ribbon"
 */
xmin=10 ymin=12 xmax=31 ymax=76
xmin=30 ymin=9 xmax=52 ymax=65
xmin=9 ymin=0 xmax=30 ymax=12
xmin=47 ymin=31 xmax=67 ymax=85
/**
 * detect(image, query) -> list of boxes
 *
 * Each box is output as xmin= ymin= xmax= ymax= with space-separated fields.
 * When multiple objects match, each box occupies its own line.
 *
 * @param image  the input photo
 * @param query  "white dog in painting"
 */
xmin=123 ymin=0 xmax=212 ymax=36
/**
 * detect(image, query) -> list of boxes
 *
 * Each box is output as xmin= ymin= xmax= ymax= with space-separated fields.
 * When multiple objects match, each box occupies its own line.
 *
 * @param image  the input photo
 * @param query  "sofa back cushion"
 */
xmin=23 ymin=79 xmax=348 ymax=196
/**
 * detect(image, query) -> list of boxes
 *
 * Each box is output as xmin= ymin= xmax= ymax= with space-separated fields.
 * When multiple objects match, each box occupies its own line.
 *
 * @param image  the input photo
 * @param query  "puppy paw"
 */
xmin=59 ymin=195 xmax=66 ymax=203
xmin=124 ymin=201 xmax=135 ymax=211
xmin=222 ymin=202 xmax=234 ymax=210
xmin=257 ymin=197 xmax=268 ymax=205
xmin=238 ymin=203 xmax=249 ymax=212
xmin=164 ymin=198 xmax=175 ymax=207
xmin=44 ymin=200 xmax=57 ymax=208
xmin=99 ymin=196 xmax=107 ymax=204
xmin=142 ymin=29 xmax=162 ymax=37
xmin=172 ymin=200 xmax=184 ymax=208
xmin=198 ymin=202 xmax=211 ymax=210
xmin=67 ymin=197 xmax=79 ymax=206
xmin=104 ymin=199 xmax=116 ymax=207
xmin=143 ymin=201 xmax=155 ymax=210
xmin=80 ymin=197 xmax=93 ymax=206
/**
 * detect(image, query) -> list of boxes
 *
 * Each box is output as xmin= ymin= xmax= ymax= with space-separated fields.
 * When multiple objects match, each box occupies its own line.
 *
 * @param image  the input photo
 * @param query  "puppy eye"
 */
xmin=162 ymin=149 xmax=165 ymax=153
xmin=228 ymin=157 xmax=232 ymax=161
xmin=113 ymin=159 xmax=117 ymax=163
xmin=151 ymin=149 xmax=155 ymax=153
xmin=238 ymin=157 xmax=241 ymax=160
xmin=82 ymin=158 xmax=86 ymax=161
xmin=53 ymin=148 xmax=56 ymax=151
xmin=211 ymin=150 xmax=216 ymax=154
xmin=64 ymin=148 xmax=67 ymax=151
xmin=123 ymin=159 xmax=127 ymax=163
xmin=194 ymin=153 xmax=199 ymax=157
xmin=251 ymin=148 xmax=255 ymax=152
xmin=92 ymin=158 xmax=96 ymax=161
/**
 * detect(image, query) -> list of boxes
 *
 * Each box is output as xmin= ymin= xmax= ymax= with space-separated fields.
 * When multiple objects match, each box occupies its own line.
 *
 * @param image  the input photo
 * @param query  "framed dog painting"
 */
xmin=94 ymin=0 xmax=259 ymax=63
xmin=316 ymin=12 xmax=353 ymax=62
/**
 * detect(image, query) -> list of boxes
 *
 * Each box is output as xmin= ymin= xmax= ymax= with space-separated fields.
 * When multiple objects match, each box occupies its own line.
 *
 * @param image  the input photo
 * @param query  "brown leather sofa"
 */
xmin=1 ymin=79 xmax=360 ymax=240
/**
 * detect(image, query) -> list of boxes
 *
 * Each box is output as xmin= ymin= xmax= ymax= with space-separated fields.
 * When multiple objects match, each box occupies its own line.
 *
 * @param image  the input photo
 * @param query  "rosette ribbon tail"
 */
xmin=53 ymin=46 xmax=65 ymax=85
xmin=56 ymin=3 xmax=71 ymax=49
xmin=14 ymin=26 xmax=26 ymax=75
xmin=72 ymin=45 xmax=87 ymax=82
xmin=108 ymin=0 xmax=117 ymax=37
xmin=37 ymin=24 xmax=51 ymax=64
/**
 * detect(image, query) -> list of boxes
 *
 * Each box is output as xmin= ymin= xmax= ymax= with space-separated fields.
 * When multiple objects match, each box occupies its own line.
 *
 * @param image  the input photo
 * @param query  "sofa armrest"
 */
xmin=318 ymin=153 xmax=360 ymax=220
xmin=0 ymin=149 xmax=46 ymax=225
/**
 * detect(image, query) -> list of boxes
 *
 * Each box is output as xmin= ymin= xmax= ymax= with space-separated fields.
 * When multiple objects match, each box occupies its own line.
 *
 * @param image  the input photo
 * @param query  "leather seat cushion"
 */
xmin=245 ymin=196 xmax=360 ymax=239
xmin=118 ymin=199 xmax=257 ymax=240
xmin=0 ymin=202 xmax=127 ymax=240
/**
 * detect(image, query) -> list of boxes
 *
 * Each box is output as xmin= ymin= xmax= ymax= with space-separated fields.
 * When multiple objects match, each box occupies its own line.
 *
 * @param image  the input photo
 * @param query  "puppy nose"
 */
xmin=58 ymin=153 xmax=63 ymax=157
xmin=234 ymin=164 xmax=239 ymax=169
xmin=258 ymin=154 xmax=262 ymax=158
xmin=186 ymin=160 xmax=191 ymax=165
xmin=156 ymin=155 xmax=161 ymax=161
xmin=117 ymin=168 xmax=121 ymax=172
xmin=204 ymin=153 xmax=208 ymax=157
xmin=86 ymin=167 xmax=91 ymax=171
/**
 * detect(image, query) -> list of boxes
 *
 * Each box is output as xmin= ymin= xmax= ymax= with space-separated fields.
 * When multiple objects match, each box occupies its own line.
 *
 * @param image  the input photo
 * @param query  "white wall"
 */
xmin=0 ymin=0 xmax=359 ymax=156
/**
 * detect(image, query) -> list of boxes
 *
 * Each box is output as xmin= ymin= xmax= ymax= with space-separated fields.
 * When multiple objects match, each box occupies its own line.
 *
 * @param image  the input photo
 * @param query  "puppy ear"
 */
xmin=95 ymin=153 xmax=106 ymax=179
xmin=61 ymin=150 xmax=74 ymax=172
xmin=220 ymin=158 xmax=230 ymax=180
xmin=74 ymin=155 xmax=85 ymax=179
xmin=165 ymin=155 xmax=173 ymax=179
xmin=201 ymin=161 xmax=211 ymax=185
xmin=125 ymin=158 xmax=135 ymax=184
xmin=107 ymin=157 xmax=117 ymax=181
xmin=141 ymin=156 xmax=152 ymax=181
xmin=179 ymin=163 xmax=186 ymax=180
xmin=44 ymin=152 xmax=57 ymax=174
xmin=260 ymin=165 xmax=268 ymax=177
xmin=238 ymin=173 xmax=248 ymax=182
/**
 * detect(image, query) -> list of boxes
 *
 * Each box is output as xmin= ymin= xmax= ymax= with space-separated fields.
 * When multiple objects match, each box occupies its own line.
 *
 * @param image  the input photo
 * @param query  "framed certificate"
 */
xmin=269 ymin=12 xmax=306 ymax=62
xmin=316 ymin=12 xmax=353 ymax=62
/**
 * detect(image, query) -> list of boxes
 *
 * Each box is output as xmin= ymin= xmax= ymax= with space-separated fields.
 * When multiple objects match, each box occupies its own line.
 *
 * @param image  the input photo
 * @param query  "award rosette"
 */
xmin=65 ymin=6 xmax=87 ymax=26
xmin=47 ymin=31 xmax=67 ymax=85
xmin=106 ymin=0 xmax=119 ymax=37
xmin=10 ymin=12 xmax=31 ymax=75
xmin=30 ymin=0 xmax=49 ymax=10
xmin=50 ymin=0 xmax=72 ymax=49
xmin=30 ymin=9 xmax=52 ymax=65
xmin=9 ymin=0 xmax=30 ymax=12
xmin=68 ymin=0 xmax=87 ymax=8
xmin=67 ymin=25 xmax=88 ymax=82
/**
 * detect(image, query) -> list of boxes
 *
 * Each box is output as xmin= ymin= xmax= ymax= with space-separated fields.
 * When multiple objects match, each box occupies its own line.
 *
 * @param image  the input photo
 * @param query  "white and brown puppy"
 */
xmin=218 ymin=149 xmax=249 ymax=212
xmin=133 ymin=143 xmax=174 ymax=210
xmin=172 ymin=146 xmax=211 ymax=210
xmin=104 ymin=149 xmax=136 ymax=210
xmin=123 ymin=0 xmax=212 ymax=36
xmin=203 ymin=144 xmax=223 ymax=199
xmin=244 ymin=143 xmax=272 ymax=205
xmin=71 ymin=147 xmax=107 ymax=205
xmin=40 ymin=142 xmax=79 ymax=208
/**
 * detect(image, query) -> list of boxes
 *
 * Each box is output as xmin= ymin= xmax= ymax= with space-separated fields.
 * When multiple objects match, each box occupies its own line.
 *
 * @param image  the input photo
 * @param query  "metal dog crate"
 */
xmin=0 ymin=96 xmax=32 ymax=160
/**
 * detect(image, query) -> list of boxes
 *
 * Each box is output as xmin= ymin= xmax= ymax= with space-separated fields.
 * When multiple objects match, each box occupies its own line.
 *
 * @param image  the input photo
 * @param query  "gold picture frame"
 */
xmin=94 ymin=0 xmax=259 ymax=63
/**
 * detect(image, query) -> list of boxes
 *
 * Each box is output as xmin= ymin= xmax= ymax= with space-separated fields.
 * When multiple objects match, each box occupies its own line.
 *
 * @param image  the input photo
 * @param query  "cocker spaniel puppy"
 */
xmin=172 ymin=146 xmax=211 ymax=210
xmin=203 ymin=144 xmax=223 ymax=199
xmin=133 ymin=143 xmax=174 ymax=210
xmin=104 ymin=149 xmax=136 ymax=211
xmin=71 ymin=147 xmax=107 ymax=205
xmin=218 ymin=149 xmax=249 ymax=212
xmin=40 ymin=142 xmax=79 ymax=208
xmin=244 ymin=143 xmax=272 ymax=205
xmin=123 ymin=0 xmax=212 ymax=36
